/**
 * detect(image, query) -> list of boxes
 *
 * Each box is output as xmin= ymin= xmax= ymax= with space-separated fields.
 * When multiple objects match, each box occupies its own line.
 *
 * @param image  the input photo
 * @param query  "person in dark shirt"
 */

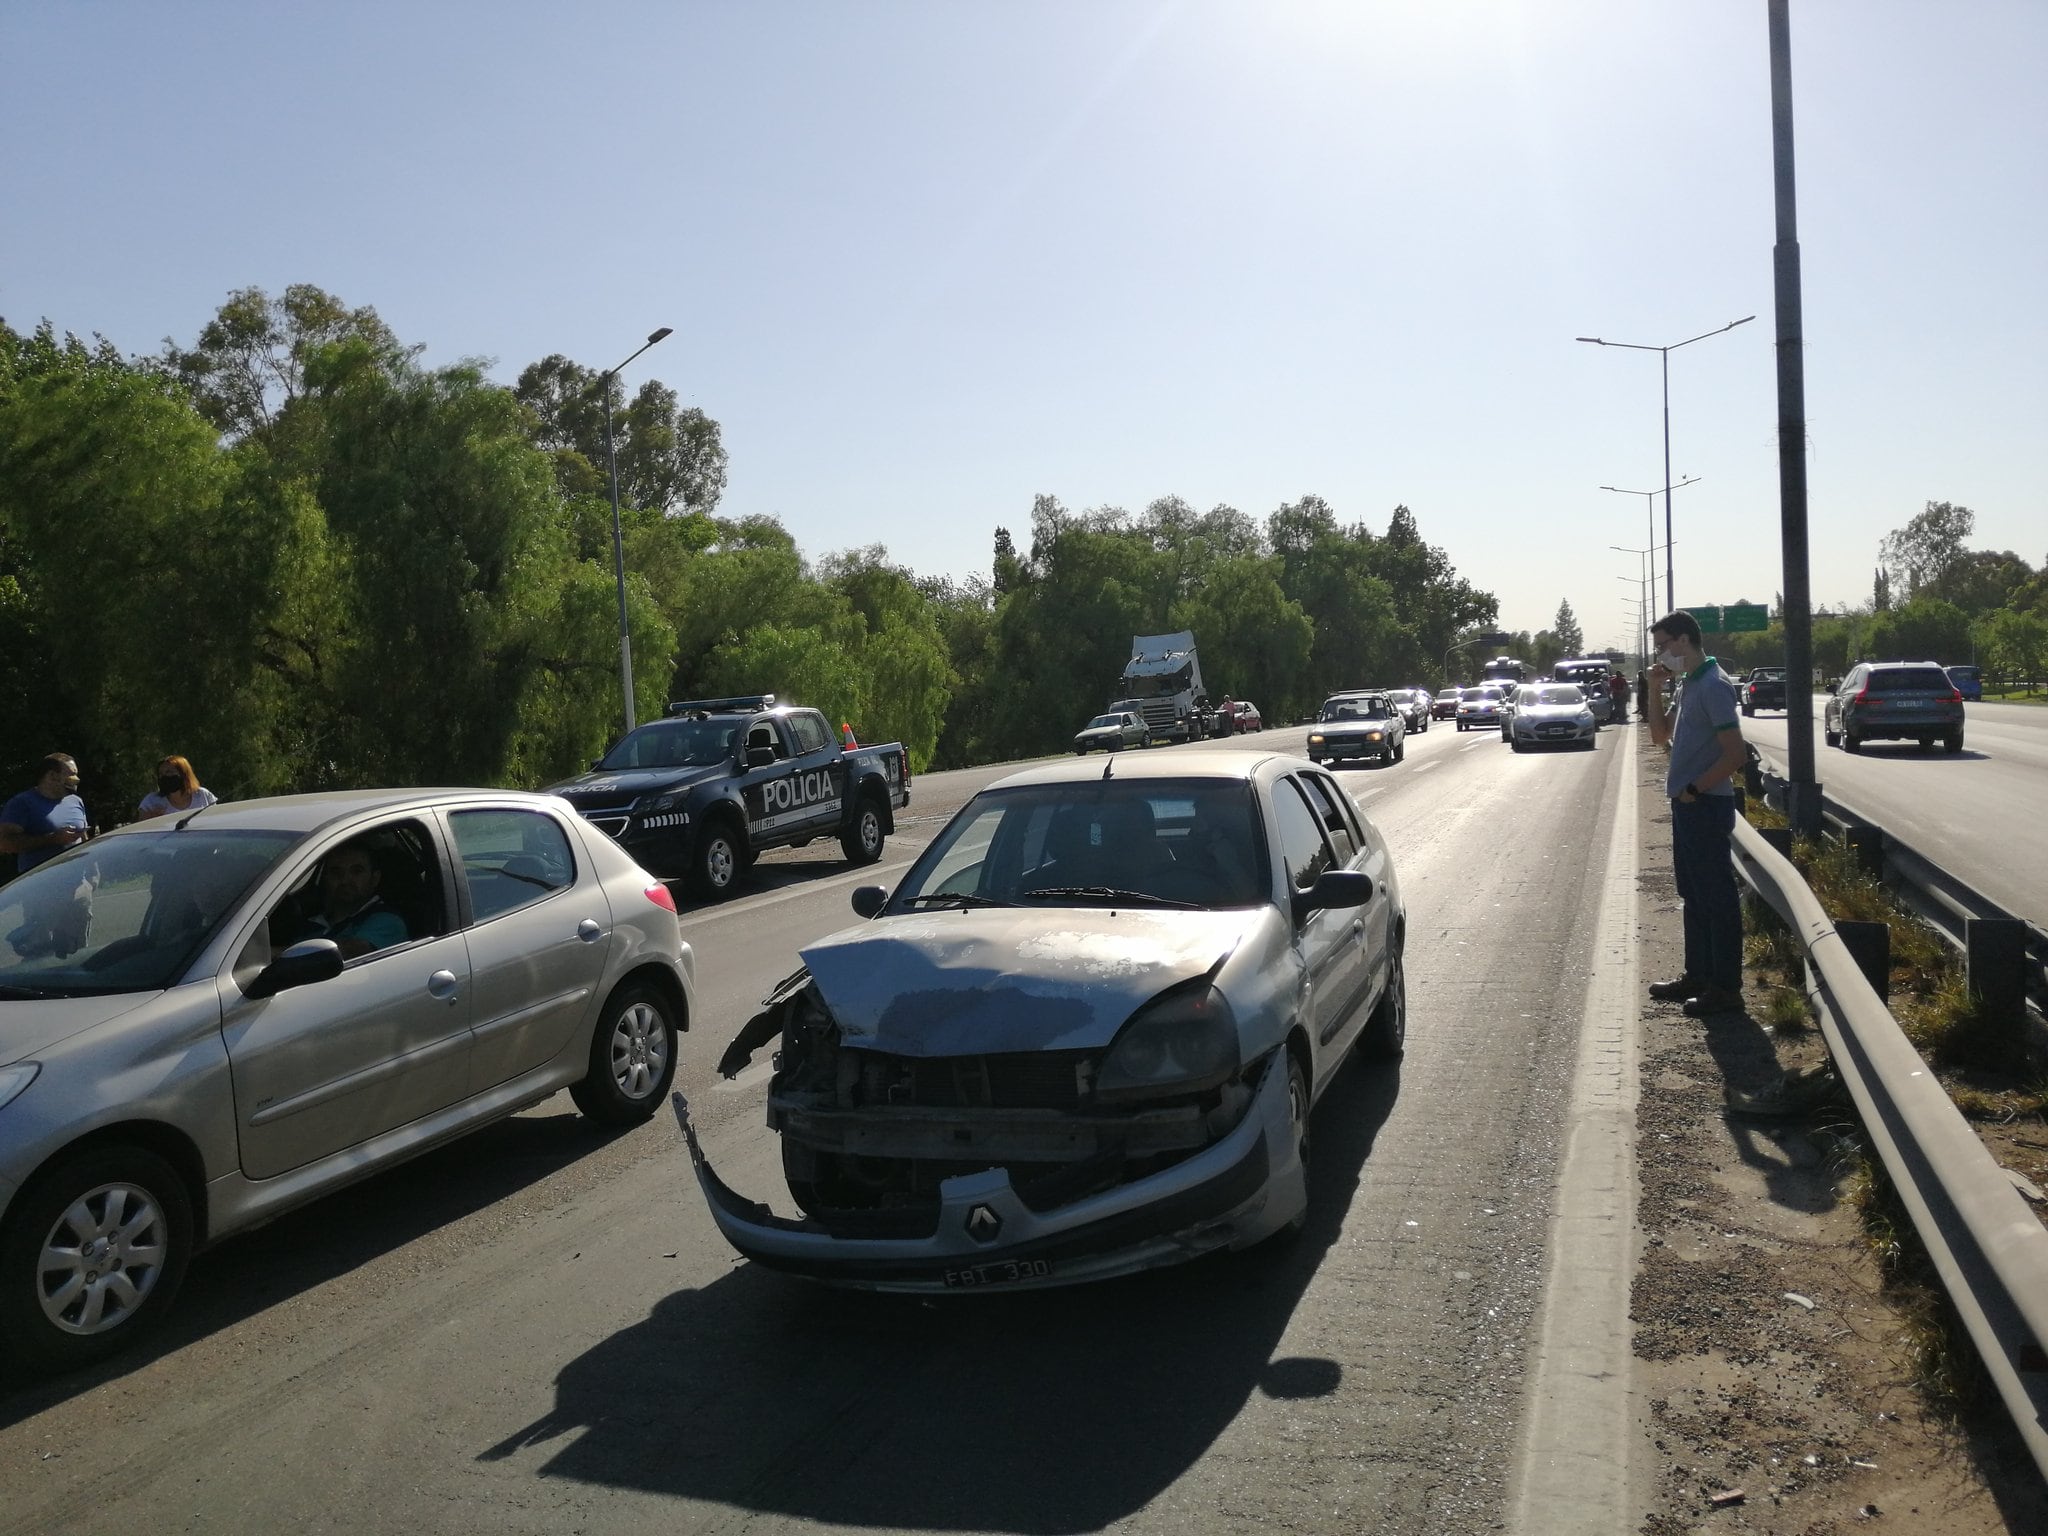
xmin=0 ymin=754 xmax=89 ymax=877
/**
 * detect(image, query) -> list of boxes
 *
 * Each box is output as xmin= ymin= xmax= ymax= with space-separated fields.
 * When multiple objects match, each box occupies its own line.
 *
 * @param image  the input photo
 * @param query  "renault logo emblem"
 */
xmin=965 ymin=1204 xmax=1002 ymax=1243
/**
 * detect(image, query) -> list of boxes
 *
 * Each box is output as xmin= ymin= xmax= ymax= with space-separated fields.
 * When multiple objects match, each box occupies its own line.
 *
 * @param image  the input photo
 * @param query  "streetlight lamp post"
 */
xmin=601 ymin=326 xmax=673 ymax=733
xmin=1578 ymin=318 xmax=1753 ymax=611
xmin=1602 ymin=477 xmax=1697 ymax=618
xmin=1610 ymin=546 xmax=1663 ymax=668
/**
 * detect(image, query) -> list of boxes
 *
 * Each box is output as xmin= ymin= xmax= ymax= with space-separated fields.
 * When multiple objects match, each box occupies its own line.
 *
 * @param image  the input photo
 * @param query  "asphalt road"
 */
xmin=1742 ymin=697 xmax=2048 ymax=926
xmin=0 ymin=717 xmax=1636 ymax=1535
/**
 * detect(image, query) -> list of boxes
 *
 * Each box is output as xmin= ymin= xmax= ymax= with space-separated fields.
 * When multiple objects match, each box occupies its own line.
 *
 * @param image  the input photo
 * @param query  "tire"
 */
xmin=688 ymin=817 xmax=745 ymax=900
xmin=840 ymin=793 xmax=886 ymax=866
xmin=570 ymin=980 xmax=679 ymax=1126
xmin=1074 ymin=746 xmax=1086 ymax=755
xmin=1281 ymin=1053 xmax=1312 ymax=1237
xmin=0 ymin=1145 xmax=193 ymax=1375
xmin=1510 ymin=737 xmax=1525 ymax=752
xmin=1843 ymin=733 xmax=1861 ymax=754
xmin=1823 ymin=727 xmax=1839 ymax=747
xmin=1358 ymin=948 xmax=1405 ymax=1060
xmin=1916 ymin=737 xmax=1934 ymax=752
xmin=1393 ymin=736 xmax=1405 ymax=763
xmin=1945 ymin=732 xmax=1964 ymax=753
xmin=1742 ymin=702 xmax=1754 ymax=717
xmin=1456 ymin=721 xmax=1466 ymax=732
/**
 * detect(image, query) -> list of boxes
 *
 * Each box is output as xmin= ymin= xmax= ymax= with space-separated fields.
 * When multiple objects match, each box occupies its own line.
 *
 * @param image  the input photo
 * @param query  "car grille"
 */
xmin=854 ymin=1049 xmax=1094 ymax=1110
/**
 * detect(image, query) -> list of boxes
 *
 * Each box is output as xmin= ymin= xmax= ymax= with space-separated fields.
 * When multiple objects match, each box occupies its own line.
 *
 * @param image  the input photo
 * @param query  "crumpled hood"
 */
xmin=545 ymin=762 xmax=726 ymax=805
xmin=0 ymin=991 xmax=159 ymax=1066
xmin=799 ymin=906 xmax=1262 ymax=1056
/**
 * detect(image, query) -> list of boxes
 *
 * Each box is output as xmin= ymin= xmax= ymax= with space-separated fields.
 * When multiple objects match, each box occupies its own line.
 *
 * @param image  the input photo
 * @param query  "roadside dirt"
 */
xmin=1627 ymin=736 xmax=2047 ymax=1534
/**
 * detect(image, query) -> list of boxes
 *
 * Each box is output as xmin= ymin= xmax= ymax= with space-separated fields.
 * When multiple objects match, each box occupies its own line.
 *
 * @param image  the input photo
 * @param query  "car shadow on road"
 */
xmin=0 ymin=1109 xmax=634 ymax=1426
xmin=476 ymin=1053 xmax=1404 ymax=1533
xmin=1834 ymin=744 xmax=1989 ymax=762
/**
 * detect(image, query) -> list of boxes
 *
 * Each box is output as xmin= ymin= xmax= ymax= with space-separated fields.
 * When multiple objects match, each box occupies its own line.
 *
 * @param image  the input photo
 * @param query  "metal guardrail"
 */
xmin=1749 ymin=748 xmax=2048 ymax=1055
xmin=1729 ymin=818 xmax=2048 ymax=1485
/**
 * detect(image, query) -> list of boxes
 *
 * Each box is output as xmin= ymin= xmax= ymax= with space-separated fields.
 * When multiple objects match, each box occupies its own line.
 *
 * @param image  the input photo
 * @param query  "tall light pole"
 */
xmin=1602 ymin=476 xmax=1698 ymax=615
xmin=602 ymin=326 xmax=672 ymax=732
xmin=1578 ymin=319 xmax=1753 ymax=611
xmin=1611 ymin=545 xmax=1664 ymax=667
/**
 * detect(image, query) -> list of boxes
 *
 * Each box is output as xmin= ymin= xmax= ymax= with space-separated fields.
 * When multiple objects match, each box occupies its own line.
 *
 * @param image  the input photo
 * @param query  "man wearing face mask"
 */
xmin=1644 ymin=611 xmax=1749 ymax=1016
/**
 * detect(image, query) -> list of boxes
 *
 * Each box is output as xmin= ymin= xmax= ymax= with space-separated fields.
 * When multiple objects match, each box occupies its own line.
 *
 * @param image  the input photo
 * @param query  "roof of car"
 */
xmin=988 ymin=749 xmax=1291 ymax=793
xmin=93 ymin=787 xmax=569 ymax=841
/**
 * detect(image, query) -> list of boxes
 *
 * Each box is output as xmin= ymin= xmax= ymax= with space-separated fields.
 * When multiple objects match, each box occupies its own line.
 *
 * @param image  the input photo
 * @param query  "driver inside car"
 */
xmin=286 ymin=842 xmax=409 ymax=960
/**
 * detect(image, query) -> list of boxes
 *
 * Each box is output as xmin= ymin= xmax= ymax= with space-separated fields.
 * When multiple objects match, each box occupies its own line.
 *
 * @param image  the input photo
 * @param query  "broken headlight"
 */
xmin=1094 ymin=982 xmax=1240 ymax=1104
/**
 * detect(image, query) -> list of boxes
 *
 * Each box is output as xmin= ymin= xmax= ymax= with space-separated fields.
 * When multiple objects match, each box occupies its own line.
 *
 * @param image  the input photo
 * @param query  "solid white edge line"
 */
xmin=1508 ymin=723 xmax=1641 ymax=1532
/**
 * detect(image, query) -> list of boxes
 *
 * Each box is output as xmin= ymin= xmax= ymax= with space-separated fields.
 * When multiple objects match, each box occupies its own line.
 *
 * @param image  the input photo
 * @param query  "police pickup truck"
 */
xmin=546 ymin=696 xmax=910 ymax=899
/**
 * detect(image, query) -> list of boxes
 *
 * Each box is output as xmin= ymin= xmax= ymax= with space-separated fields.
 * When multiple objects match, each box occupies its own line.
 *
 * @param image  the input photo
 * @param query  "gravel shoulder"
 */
xmin=1627 ymin=732 xmax=2047 ymax=1534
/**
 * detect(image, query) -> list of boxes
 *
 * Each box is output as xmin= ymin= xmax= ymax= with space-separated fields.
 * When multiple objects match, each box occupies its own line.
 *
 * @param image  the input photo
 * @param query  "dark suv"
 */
xmin=1823 ymin=662 xmax=1965 ymax=753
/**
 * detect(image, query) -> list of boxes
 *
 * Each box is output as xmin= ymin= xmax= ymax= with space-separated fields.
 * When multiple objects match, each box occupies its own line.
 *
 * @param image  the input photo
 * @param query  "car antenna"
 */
xmin=1101 ymin=752 xmax=1115 ymax=780
xmin=173 ymin=804 xmax=213 ymax=831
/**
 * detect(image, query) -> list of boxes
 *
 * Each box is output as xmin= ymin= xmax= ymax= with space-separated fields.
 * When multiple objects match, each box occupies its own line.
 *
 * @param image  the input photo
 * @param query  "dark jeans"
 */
xmin=1672 ymin=794 xmax=1741 ymax=993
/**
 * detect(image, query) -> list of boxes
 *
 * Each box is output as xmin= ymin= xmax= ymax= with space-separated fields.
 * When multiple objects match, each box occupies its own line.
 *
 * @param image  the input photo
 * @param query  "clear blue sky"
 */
xmin=5 ymin=1 xmax=2043 ymax=650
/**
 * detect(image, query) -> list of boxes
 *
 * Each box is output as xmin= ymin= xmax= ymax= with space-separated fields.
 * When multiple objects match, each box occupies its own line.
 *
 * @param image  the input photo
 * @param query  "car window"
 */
xmin=790 ymin=711 xmax=831 ymax=753
xmin=0 ymin=829 xmax=296 ymax=998
xmin=746 ymin=719 xmax=791 ymax=759
xmin=895 ymin=779 xmax=1265 ymax=909
xmin=264 ymin=818 xmax=445 ymax=963
xmin=599 ymin=717 xmax=739 ymax=769
xmin=451 ymin=809 xmax=576 ymax=922
xmin=1271 ymin=780 xmax=1334 ymax=891
xmin=1297 ymin=774 xmax=1359 ymax=863
xmin=1865 ymin=666 xmax=1951 ymax=693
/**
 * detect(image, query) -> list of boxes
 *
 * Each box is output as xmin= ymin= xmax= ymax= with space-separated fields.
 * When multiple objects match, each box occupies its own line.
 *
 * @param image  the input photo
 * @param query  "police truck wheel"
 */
xmin=841 ymin=795 xmax=886 ymax=866
xmin=689 ymin=821 xmax=744 ymax=900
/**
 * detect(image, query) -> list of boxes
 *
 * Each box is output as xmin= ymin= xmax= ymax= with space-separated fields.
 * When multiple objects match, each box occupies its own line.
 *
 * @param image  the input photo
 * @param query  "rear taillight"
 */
xmin=1855 ymin=688 xmax=1871 ymax=704
xmin=900 ymin=746 xmax=911 ymax=788
xmin=1947 ymin=690 xmax=1962 ymax=703
xmin=644 ymin=882 xmax=677 ymax=913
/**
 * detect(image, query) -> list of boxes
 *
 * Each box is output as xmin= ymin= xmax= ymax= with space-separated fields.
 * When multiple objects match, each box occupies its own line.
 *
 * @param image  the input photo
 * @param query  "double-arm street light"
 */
xmin=1610 ymin=544 xmax=1670 ymax=667
xmin=1601 ymin=476 xmax=1698 ymax=617
xmin=602 ymin=326 xmax=673 ymax=733
xmin=1578 ymin=318 xmax=1753 ymax=612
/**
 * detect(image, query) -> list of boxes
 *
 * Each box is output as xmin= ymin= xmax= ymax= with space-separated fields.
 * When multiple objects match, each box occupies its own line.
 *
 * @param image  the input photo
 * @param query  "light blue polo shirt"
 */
xmin=1666 ymin=658 xmax=1740 ymax=799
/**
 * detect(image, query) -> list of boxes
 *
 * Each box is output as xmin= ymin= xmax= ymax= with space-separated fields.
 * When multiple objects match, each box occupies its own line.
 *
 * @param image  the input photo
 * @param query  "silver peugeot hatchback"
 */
xmin=0 ymin=789 xmax=694 ymax=1373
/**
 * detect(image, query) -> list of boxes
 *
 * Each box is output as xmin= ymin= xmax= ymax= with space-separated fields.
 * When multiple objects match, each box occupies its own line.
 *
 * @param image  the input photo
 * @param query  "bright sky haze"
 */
xmin=5 ymin=0 xmax=2043 ymax=651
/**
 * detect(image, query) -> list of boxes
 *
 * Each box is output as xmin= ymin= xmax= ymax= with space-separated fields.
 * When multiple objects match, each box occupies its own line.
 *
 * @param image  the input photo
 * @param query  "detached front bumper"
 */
xmin=671 ymin=1053 xmax=1295 ymax=1291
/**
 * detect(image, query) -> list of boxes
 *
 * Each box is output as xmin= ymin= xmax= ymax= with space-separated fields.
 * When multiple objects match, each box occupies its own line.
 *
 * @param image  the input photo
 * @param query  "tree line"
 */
xmin=0 ymin=284 xmax=1500 ymax=813
xmin=1699 ymin=501 xmax=2048 ymax=688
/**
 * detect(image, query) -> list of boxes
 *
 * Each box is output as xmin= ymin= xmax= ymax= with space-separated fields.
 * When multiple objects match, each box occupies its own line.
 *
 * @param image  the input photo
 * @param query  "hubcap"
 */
xmin=861 ymin=811 xmax=880 ymax=853
xmin=38 ymin=1182 xmax=168 ymax=1335
xmin=609 ymin=1001 xmax=671 ymax=1100
xmin=707 ymin=838 xmax=735 ymax=886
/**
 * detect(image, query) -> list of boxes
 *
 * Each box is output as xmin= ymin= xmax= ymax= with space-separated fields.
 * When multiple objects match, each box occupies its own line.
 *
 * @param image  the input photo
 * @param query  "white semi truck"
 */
xmin=1110 ymin=631 xmax=1215 ymax=743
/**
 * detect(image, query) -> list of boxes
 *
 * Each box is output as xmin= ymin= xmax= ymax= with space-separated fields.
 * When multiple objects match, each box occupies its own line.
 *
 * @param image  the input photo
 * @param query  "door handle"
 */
xmin=577 ymin=919 xmax=605 ymax=943
xmin=427 ymin=970 xmax=460 ymax=1002
xmin=1352 ymin=920 xmax=1365 ymax=939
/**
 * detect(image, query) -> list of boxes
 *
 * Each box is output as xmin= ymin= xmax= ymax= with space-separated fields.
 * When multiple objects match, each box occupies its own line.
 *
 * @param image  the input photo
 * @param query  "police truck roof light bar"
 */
xmin=667 ymin=695 xmax=778 ymax=716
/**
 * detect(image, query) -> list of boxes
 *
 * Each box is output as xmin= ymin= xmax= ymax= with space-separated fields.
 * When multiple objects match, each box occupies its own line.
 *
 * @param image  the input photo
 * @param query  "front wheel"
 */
xmin=1280 ymin=1054 xmax=1312 ymax=1238
xmin=840 ymin=795 xmax=886 ymax=865
xmin=1393 ymin=737 xmax=1405 ymax=763
xmin=570 ymin=981 xmax=679 ymax=1126
xmin=0 ymin=1145 xmax=193 ymax=1375
xmin=1358 ymin=949 xmax=1406 ymax=1060
xmin=689 ymin=819 xmax=745 ymax=900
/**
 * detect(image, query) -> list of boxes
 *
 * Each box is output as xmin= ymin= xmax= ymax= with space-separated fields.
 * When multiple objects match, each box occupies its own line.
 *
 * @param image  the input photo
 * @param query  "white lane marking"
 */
xmin=1353 ymin=786 xmax=1384 ymax=799
xmin=1510 ymin=723 xmax=1641 ymax=1532
xmin=1410 ymin=760 xmax=1439 ymax=775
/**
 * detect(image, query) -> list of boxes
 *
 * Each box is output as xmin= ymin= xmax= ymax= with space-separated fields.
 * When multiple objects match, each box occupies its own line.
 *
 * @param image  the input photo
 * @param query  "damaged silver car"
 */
xmin=676 ymin=750 xmax=1405 ymax=1291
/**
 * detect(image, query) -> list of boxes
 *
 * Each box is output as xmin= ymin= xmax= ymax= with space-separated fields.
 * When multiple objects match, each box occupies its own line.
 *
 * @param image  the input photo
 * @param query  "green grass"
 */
xmin=1977 ymin=684 xmax=2046 ymax=704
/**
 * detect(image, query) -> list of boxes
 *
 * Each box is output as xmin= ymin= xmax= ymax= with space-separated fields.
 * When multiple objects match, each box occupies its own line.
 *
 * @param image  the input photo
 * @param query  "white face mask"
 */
xmin=1657 ymin=646 xmax=1689 ymax=672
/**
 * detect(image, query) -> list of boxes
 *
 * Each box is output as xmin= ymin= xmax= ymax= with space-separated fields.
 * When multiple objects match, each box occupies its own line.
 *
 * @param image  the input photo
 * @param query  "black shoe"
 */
xmin=1647 ymin=976 xmax=1700 ymax=1002
xmin=1682 ymin=988 xmax=1745 ymax=1017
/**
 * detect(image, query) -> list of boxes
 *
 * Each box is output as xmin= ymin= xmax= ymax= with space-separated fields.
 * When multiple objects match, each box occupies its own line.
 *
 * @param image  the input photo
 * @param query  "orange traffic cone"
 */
xmin=842 ymin=722 xmax=858 ymax=748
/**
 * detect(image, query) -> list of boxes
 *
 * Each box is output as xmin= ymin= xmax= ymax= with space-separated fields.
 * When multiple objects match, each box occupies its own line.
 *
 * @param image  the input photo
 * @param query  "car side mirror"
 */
xmin=245 ymin=938 xmax=344 ymax=1000
xmin=745 ymin=745 xmax=776 ymax=769
xmin=1291 ymin=869 xmax=1373 ymax=923
xmin=850 ymin=885 xmax=888 ymax=919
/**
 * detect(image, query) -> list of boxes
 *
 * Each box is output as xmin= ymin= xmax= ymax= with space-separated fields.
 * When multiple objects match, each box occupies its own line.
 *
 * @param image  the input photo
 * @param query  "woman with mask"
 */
xmin=136 ymin=755 xmax=218 ymax=819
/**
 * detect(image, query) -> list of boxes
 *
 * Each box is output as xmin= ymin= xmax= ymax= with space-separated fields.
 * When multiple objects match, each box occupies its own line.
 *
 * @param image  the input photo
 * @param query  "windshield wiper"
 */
xmin=901 ymin=893 xmax=1012 ymax=910
xmin=1021 ymin=886 xmax=1202 ymax=910
xmin=0 ymin=982 xmax=62 ymax=999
